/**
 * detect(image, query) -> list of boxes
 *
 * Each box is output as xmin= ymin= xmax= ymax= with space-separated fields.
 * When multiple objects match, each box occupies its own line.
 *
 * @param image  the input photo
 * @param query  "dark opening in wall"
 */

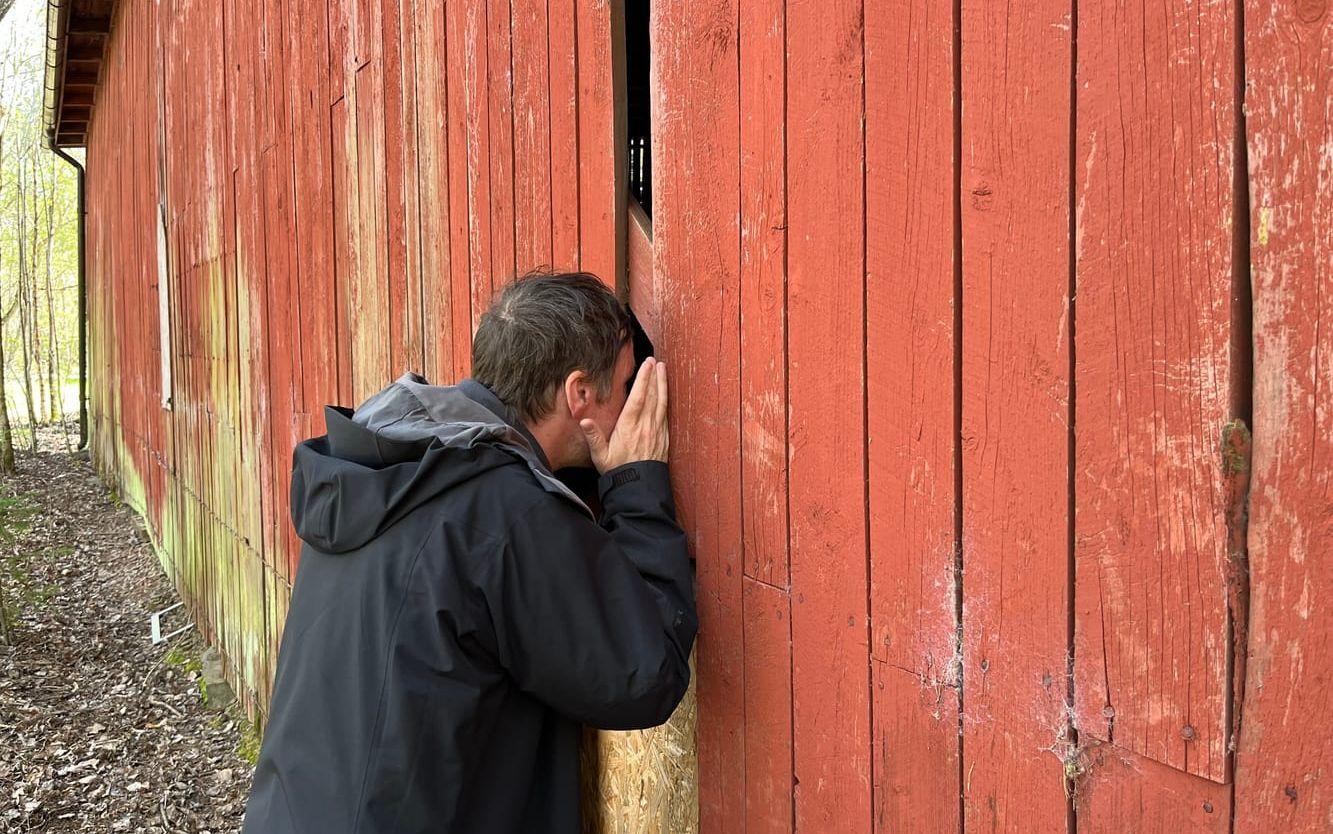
xmin=625 ymin=0 xmax=651 ymax=216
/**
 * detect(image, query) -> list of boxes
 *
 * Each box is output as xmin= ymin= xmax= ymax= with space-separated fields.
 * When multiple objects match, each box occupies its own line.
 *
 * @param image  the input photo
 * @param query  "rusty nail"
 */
xmin=1181 ymin=724 xmax=1196 ymax=741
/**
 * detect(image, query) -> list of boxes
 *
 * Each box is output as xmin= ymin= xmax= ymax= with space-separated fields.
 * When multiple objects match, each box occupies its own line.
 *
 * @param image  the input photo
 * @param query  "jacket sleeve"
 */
xmin=485 ymin=460 xmax=697 ymax=730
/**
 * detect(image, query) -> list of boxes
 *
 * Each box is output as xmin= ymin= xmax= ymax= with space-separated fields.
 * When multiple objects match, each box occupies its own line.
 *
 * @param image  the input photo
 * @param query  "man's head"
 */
xmin=472 ymin=272 xmax=636 ymax=470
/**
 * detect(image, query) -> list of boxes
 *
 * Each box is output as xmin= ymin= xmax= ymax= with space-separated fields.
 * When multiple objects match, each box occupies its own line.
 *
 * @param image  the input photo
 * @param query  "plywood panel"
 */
xmin=651 ymin=0 xmax=743 ymax=829
xmin=865 ymin=0 xmax=960 ymax=828
xmin=1234 ymin=2 xmax=1333 ymax=831
xmin=959 ymin=0 xmax=1072 ymax=829
xmin=786 ymin=0 xmax=871 ymax=829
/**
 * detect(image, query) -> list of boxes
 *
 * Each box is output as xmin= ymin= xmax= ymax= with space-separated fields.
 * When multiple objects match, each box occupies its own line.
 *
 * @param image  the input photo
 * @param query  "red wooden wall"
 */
xmin=77 ymin=0 xmax=1330 ymax=830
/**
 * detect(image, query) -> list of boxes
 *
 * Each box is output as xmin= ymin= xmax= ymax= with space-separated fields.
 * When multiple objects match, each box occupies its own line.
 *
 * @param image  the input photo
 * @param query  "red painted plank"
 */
xmin=1234 ymin=2 xmax=1333 ymax=831
xmin=575 ymin=0 xmax=623 ymax=287
xmin=352 ymin=58 xmax=392 ymax=401
xmin=959 ymin=0 xmax=1072 ymax=829
xmin=651 ymin=0 xmax=744 ymax=829
xmin=786 ymin=0 xmax=871 ymax=828
xmin=443 ymin=0 xmax=474 ymax=378
xmin=1077 ymin=742 xmax=1230 ymax=833
xmin=1073 ymin=0 xmax=1235 ymax=783
xmin=382 ymin=0 xmax=425 ymax=376
xmin=865 ymin=0 xmax=960 ymax=828
xmin=412 ymin=0 xmax=455 ymax=381
xmin=288 ymin=0 xmax=338 ymax=411
xmin=330 ymin=96 xmax=356 ymax=405
xmin=743 ymin=578 xmax=793 ymax=834
xmin=547 ymin=0 xmax=580 ymax=271
xmin=739 ymin=0 xmax=788 ymax=589
xmin=487 ymin=0 xmax=517 ymax=295
xmin=626 ymin=201 xmax=657 ymax=342
xmin=462 ymin=0 xmax=493 ymax=336
xmin=511 ymin=0 xmax=554 ymax=273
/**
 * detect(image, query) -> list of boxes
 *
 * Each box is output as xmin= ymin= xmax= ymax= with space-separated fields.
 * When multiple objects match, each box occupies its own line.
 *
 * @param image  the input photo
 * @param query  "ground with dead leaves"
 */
xmin=0 ymin=426 xmax=252 ymax=833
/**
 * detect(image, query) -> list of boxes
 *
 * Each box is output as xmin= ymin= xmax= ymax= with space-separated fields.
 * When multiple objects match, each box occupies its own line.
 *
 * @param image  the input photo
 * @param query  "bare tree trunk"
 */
xmin=41 ymin=164 xmax=69 ymax=450
xmin=0 ymin=107 xmax=17 ymax=473
xmin=15 ymin=158 xmax=37 ymax=449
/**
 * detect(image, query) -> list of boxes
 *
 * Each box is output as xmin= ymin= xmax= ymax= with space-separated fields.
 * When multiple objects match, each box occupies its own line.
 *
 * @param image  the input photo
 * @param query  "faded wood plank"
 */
xmin=743 ymin=578 xmax=793 ymax=834
xmin=412 ymin=0 xmax=455 ymax=381
xmin=487 ymin=0 xmax=517 ymax=294
xmin=959 ymin=0 xmax=1072 ymax=828
xmin=786 ymin=0 xmax=871 ymax=829
xmin=443 ymin=0 xmax=474 ymax=378
xmin=511 ymin=0 xmax=554 ymax=273
xmin=865 ymin=0 xmax=961 ymax=828
xmin=1072 ymin=0 xmax=1235 ymax=783
xmin=739 ymin=0 xmax=788 ymax=590
xmin=575 ymin=0 xmax=624 ymax=287
xmin=547 ymin=0 xmax=580 ymax=270
xmin=1076 ymin=742 xmax=1230 ymax=833
xmin=1234 ymin=2 xmax=1333 ymax=831
xmin=651 ymin=0 xmax=744 ymax=828
xmin=463 ymin=0 xmax=493 ymax=337
xmin=352 ymin=57 xmax=391 ymax=401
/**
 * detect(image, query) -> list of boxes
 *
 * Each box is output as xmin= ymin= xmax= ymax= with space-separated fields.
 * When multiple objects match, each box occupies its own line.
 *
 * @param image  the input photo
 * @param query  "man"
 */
xmin=242 ymin=273 xmax=697 ymax=833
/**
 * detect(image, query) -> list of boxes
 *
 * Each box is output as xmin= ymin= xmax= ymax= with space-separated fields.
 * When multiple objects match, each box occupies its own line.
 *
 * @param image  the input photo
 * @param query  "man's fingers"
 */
xmin=622 ymin=356 xmax=655 ymax=421
xmin=640 ymin=358 xmax=659 ymax=426
xmin=654 ymin=361 xmax=668 ymax=426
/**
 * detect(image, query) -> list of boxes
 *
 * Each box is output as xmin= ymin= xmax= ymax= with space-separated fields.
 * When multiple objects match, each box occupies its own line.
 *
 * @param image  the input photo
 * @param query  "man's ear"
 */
xmin=562 ymin=369 xmax=593 ymax=419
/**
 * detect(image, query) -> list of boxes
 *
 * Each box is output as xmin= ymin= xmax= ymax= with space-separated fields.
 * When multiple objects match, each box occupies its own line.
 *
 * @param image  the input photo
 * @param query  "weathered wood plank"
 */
xmin=1073 ymin=0 xmax=1235 ymax=784
xmin=511 ymin=0 xmax=554 ymax=273
xmin=1076 ymin=742 xmax=1230 ymax=833
xmin=443 ymin=0 xmax=474 ymax=378
xmin=547 ymin=0 xmax=580 ymax=271
xmin=382 ymin=0 xmax=425 ymax=375
xmin=463 ymin=0 xmax=493 ymax=337
xmin=865 ymin=0 xmax=961 ymax=828
xmin=487 ymin=0 xmax=517 ymax=295
xmin=652 ymin=0 xmax=744 ymax=828
xmin=960 ymin=0 xmax=1072 ymax=828
xmin=1234 ymin=2 xmax=1333 ymax=830
xmin=743 ymin=578 xmax=793 ymax=834
xmin=576 ymin=0 xmax=624 ymax=287
xmin=786 ymin=0 xmax=871 ymax=829
xmin=739 ymin=0 xmax=788 ymax=590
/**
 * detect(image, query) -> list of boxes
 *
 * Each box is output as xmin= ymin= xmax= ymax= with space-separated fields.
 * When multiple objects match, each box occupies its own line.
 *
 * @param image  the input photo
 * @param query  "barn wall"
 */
xmin=79 ymin=0 xmax=1331 ymax=832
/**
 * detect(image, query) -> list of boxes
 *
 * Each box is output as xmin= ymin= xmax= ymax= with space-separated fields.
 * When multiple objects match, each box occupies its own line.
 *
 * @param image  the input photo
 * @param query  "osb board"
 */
xmin=581 ymin=657 xmax=698 ymax=834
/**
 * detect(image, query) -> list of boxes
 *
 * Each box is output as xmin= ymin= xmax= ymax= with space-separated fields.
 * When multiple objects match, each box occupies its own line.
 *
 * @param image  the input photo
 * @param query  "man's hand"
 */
xmin=580 ymin=357 xmax=669 ymax=474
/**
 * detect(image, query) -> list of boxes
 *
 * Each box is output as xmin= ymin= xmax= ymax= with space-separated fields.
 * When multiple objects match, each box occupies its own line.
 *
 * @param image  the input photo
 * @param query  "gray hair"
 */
xmin=472 ymin=272 xmax=631 ymax=423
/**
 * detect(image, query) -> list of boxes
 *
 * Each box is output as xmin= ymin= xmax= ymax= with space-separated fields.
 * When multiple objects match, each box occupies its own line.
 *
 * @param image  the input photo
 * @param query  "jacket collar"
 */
xmin=457 ymin=378 xmax=553 ymax=472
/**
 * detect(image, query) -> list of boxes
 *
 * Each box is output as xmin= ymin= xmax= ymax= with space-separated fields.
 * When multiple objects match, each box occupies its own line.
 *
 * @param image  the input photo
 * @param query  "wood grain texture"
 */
xmin=487 ymin=0 xmax=517 ymax=295
xmin=739 ymin=0 xmax=788 ymax=589
xmin=463 ymin=0 xmax=493 ymax=335
xmin=651 ymin=0 xmax=744 ymax=829
xmin=1073 ymin=0 xmax=1235 ymax=782
xmin=960 ymin=0 xmax=1072 ymax=829
xmin=511 ymin=0 xmax=554 ymax=273
xmin=743 ymin=578 xmax=793 ymax=834
xmin=1234 ymin=1 xmax=1333 ymax=831
xmin=443 ymin=0 xmax=475 ymax=378
xmin=786 ymin=0 xmax=871 ymax=830
xmin=548 ymin=0 xmax=581 ymax=271
xmin=576 ymin=0 xmax=624 ymax=286
xmin=865 ymin=0 xmax=960 ymax=829
xmin=1076 ymin=742 xmax=1230 ymax=833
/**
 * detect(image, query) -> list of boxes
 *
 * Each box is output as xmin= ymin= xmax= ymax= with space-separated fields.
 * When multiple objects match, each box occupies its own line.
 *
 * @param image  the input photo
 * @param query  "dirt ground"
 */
xmin=0 ymin=424 xmax=252 ymax=833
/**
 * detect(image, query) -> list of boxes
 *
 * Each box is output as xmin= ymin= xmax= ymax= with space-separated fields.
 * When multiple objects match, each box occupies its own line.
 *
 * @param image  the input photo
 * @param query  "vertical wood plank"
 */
xmin=488 ymin=0 xmax=518 ymax=294
xmin=548 ymin=0 xmax=581 ymax=270
xmin=1073 ymin=0 xmax=1235 ymax=784
xmin=412 ymin=0 xmax=455 ymax=381
xmin=511 ymin=0 xmax=554 ymax=273
xmin=743 ymin=578 xmax=794 ymax=834
xmin=786 ymin=0 xmax=871 ymax=829
xmin=463 ymin=0 xmax=494 ymax=336
xmin=382 ymin=0 xmax=425 ymax=375
xmin=353 ymin=54 xmax=392 ymax=400
xmin=443 ymin=0 xmax=475 ymax=378
xmin=576 ymin=0 xmax=625 ymax=287
xmin=652 ymin=0 xmax=744 ymax=829
xmin=865 ymin=0 xmax=961 ymax=829
xmin=1234 ymin=2 xmax=1333 ymax=830
xmin=959 ymin=0 xmax=1072 ymax=828
xmin=1077 ymin=744 xmax=1230 ymax=833
xmin=739 ymin=0 xmax=789 ymax=588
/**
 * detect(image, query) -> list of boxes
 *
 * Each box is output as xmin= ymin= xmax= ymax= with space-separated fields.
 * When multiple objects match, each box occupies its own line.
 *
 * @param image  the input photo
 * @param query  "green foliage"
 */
xmin=235 ymin=718 xmax=263 ymax=766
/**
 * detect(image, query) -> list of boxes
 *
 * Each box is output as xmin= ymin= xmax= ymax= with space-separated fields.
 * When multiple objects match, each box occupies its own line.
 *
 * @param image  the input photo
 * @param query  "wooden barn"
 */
xmin=42 ymin=0 xmax=1330 ymax=830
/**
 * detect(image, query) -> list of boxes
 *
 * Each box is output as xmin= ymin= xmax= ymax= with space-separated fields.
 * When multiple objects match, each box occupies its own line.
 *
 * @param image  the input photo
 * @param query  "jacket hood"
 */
xmin=290 ymin=373 xmax=589 ymax=553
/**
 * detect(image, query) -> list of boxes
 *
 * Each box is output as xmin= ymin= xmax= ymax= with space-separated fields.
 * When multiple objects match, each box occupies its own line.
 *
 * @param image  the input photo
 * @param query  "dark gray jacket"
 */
xmin=242 ymin=374 xmax=696 ymax=833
